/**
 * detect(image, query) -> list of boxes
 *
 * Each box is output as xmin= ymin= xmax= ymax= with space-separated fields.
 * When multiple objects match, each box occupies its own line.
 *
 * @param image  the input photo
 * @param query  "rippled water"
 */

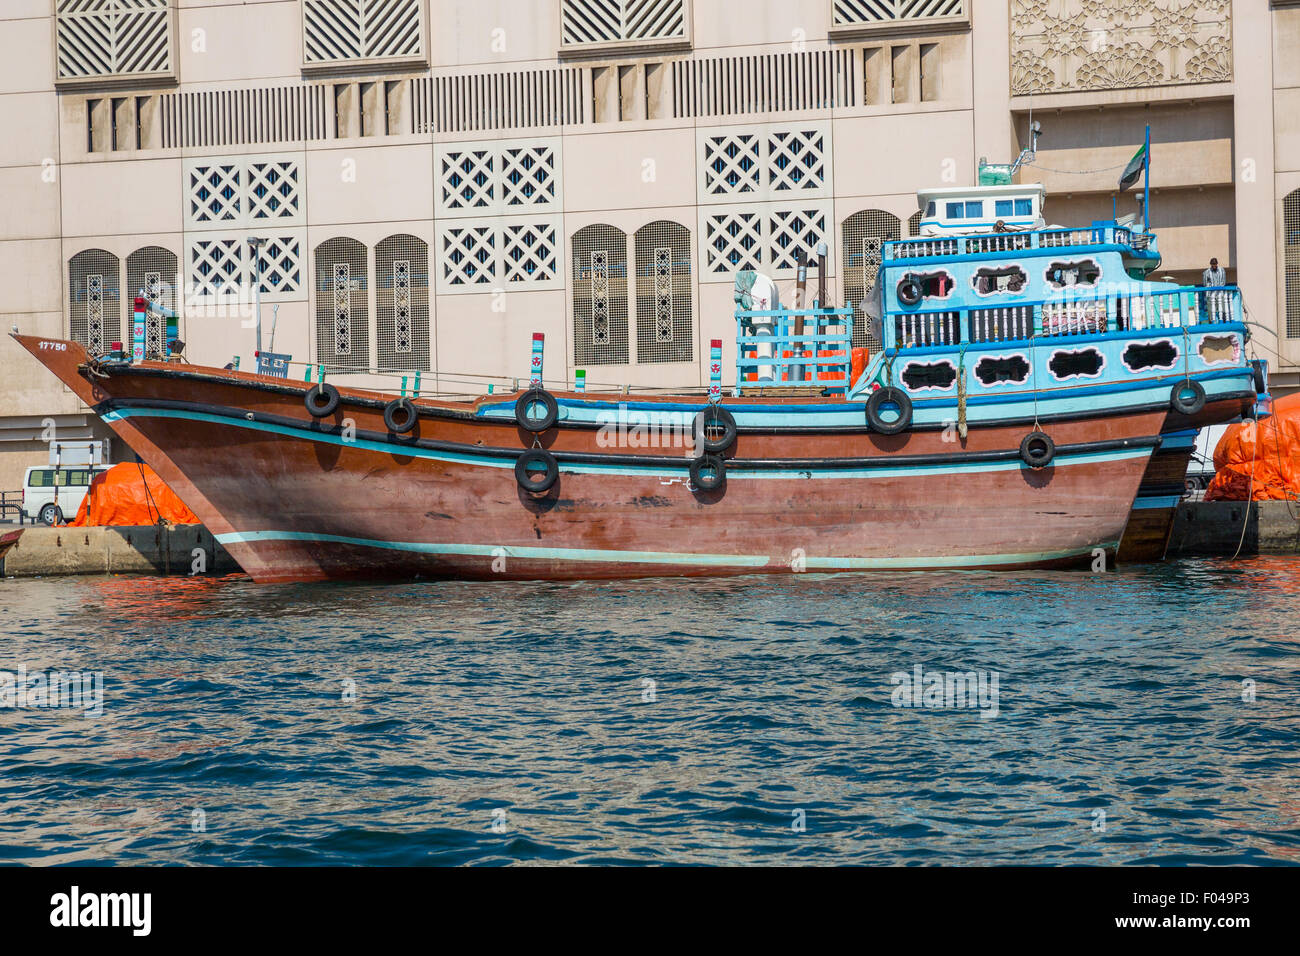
xmin=1 ymin=558 xmax=1299 ymax=865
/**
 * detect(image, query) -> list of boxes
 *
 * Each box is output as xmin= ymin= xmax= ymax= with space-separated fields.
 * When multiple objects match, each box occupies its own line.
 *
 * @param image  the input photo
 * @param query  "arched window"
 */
xmin=907 ymin=210 xmax=923 ymax=237
xmin=127 ymin=246 xmax=178 ymax=359
xmin=572 ymin=224 xmax=628 ymax=366
xmin=842 ymin=210 xmax=900 ymax=350
xmin=633 ymin=221 xmax=693 ymax=364
xmin=314 ymin=238 xmax=369 ymax=372
xmin=1286 ymin=189 xmax=1300 ymax=339
xmin=375 ymin=235 xmax=430 ymax=372
xmin=68 ymin=249 xmax=121 ymax=358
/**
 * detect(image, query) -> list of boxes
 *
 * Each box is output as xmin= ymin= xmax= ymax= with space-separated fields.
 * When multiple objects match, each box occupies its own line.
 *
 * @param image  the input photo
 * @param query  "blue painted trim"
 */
xmin=214 ymin=529 xmax=1115 ymax=570
xmin=917 ymin=219 xmax=1037 ymax=230
xmin=886 ymin=242 xmax=1135 ymax=267
xmin=100 ymin=406 xmax=1152 ymax=481
xmin=901 ymin=367 xmax=1250 ymax=410
xmin=1131 ymin=494 xmax=1182 ymax=510
xmin=881 ymin=323 xmax=1247 ymax=351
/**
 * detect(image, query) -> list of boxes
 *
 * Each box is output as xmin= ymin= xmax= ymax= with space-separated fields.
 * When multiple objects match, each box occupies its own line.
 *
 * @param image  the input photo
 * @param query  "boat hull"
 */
xmin=16 ymin=335 xmax=1165 ymax=583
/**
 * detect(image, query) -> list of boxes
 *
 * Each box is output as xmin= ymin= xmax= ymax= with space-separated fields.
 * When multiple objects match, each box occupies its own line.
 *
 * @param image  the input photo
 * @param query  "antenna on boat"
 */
xmin=1010 ymin=120 xmax=1042 ymax=176
xmin=247 ymin=236 xmax=266 ymax=360
xmin=268 ymin=304 xmax=280 ymax=353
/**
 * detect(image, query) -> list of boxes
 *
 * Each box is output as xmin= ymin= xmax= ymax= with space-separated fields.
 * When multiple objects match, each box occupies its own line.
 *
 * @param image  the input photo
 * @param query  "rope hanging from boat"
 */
xmin=956 ymin=342 xmax=969 ymax=440
xmin=1029 ymin=331 xmax=1041 ymax=433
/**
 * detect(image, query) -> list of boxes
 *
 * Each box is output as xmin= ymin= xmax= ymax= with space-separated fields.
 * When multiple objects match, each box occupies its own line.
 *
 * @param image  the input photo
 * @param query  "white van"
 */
xmin=1185 ymin=424 xmax=1232 ymax=493
xmin=21 ymin=465 xmax=109 ymax=526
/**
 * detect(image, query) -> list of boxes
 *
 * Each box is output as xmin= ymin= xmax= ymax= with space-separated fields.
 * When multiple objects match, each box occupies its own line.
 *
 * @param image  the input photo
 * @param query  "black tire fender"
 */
xmin=1019 ymin=430 xmax=1055 ymax=469
xmin=515 ymin=388 xmax=559 ymax=432
xmin=897 ymin=275 xmax=923 ymax=307
xmin=694 ymin=406 xmax=737 ymax=453
xmin=383 ymin=397 xmax=418 ymax=434
xmin=305 ymin=383 xmax=340 ymax=418
xmin=1170 ymin=380 xmax=1206 ymax=417
xmin=514 ymin=449 xmax=559 ymax=493
xmin=865 ymin=387 xmax=913 ymax=435
xmin=1250 ymin=360 xmax=1266 ymax=394
xmin=689 ymin=454 xmax=726 ymax=492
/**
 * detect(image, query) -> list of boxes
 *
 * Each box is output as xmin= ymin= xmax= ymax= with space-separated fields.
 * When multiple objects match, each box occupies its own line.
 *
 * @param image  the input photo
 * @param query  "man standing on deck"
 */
xmin=1201 ymin=257 xmax=1227 ymax=320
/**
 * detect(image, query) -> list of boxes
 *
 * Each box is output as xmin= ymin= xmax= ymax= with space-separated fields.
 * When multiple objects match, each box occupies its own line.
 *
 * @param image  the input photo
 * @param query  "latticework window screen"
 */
xmin=69 ymin=250 xmax=121 ymax=358
xmin=907 ymin=210 xmax=923 ymax=237
xmin=572 ymin=225 xmax=629 ymax=366
xmin=634 ymin=221 xmax=693 ymax=364
xmin=375 ymin=234 xmax=430 ymax=372
xmin=842 ymin=210 xmax=900 ymax=350
xmin=1286 ymin=190 xmax=1300 ymax=339
xmin=699 ymin=124 xmax=830 ymax=202
xmin=833 ymin=0 xmax=966 ymax=26
xmin=126 ymin=246 xmax=178 ymax=358
xmin=56 ymin=0 xmax=172 ymax=82
xmin=303 ymin=0 xmax=424 ymax=65
xmin=560 ymin=0 xmax=687 ymax=47
xmin=314 ymin=238 xmax=370 ymax=372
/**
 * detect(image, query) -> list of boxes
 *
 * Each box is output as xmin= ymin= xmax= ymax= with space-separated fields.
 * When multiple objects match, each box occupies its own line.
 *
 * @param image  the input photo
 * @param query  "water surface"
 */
xmin=2 ymin=558 xmax=1298 ymax=865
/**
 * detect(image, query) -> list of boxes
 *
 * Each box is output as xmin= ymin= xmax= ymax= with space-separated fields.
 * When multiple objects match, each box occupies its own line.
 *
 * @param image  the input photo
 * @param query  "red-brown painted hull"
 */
xmin=0 ymin=529 xmax=23 ymax=564
xmin=15 ymin=335 xmax=1166 ymax=583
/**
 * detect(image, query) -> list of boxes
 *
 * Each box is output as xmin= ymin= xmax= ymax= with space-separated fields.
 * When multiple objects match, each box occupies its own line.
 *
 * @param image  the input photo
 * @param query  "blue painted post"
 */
xmin=131 ymin=295 xmax=146 ymax=364
xmin=575 ymin=369 xmax=586 ymax=393
xmin=708 ymin=339 xmax=723 ymax=404
xmin=400 ymin=375 xmax=408 ymax=398
xmin=529 ymin=332 xmax=544 ymax=387
xmin=413 ymin=370 xmax=421 ymax=396
xmin=1142 ymin=123 xmax=1151 ymax=230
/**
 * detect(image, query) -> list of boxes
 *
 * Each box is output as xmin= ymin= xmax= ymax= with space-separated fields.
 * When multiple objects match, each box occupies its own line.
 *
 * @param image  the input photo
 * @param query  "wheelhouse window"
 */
xmin=995 ymin=198 xmax=1034 ymax=218
xmin=946 ymin=201 xmax=984 ymax=220
xmin=1045 ymin=259 xmax=1101 ymax=289
xmin=971 ymin=264 xmax=1028 ymax=295
xmin=900 ymin=270 xmax=954 ymax=300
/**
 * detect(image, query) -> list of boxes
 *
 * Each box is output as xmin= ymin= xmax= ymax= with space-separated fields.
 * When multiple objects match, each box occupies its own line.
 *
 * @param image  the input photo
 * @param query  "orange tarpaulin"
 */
xmin=66 ymin=462 xmax=199 ymax=526
xmin=1205 ymin=392 xmax=1300 ymax=502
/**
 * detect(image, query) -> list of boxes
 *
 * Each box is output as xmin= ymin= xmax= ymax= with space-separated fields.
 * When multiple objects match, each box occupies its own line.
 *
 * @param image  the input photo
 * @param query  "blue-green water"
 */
xmin=1 ymin=559 xmax=1298 ymax=865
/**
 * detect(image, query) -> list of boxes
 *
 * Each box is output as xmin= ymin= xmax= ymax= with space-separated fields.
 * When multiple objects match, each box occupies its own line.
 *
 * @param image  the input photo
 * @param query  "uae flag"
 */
xmin=1118 ymin=143 xmax=1146 ymax=192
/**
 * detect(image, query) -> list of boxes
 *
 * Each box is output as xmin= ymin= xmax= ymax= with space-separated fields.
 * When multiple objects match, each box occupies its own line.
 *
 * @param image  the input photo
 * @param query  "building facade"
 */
xmin=1 ymin=0 xmax=1298 ymax=489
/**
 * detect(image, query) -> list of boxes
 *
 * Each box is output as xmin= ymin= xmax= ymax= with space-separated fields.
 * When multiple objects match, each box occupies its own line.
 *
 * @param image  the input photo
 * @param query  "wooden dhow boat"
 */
xmin=14 ymin=188 xmax=1258 ymax=584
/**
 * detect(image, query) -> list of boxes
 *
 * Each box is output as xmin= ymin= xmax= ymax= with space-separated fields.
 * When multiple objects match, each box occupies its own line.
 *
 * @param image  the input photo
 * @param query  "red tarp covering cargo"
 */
xmin=66 ymin=462 xmax=200 ymax=526
xmin=1204 ymin=392 xmax=1300 ymax=501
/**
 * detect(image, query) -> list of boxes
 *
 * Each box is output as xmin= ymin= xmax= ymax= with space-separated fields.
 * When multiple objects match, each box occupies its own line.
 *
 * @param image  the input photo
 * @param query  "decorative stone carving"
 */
xmin=1010 ymin=0 xmax=1231 ymax=95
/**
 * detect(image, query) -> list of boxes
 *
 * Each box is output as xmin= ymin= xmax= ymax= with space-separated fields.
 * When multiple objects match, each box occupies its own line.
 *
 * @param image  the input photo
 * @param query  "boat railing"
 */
xmin=965 ymin=232 xmax=1034 ymax=255
xmin=967 ymin=305 xmax=1034 ymax=343
xmin=736 ymin=306 xmax=854 ymax=392
xmin=894 ymin=311 xmax=961 ymax=348
xmin=888 ymin=285 xmax=1241 ymax=350
xmin=885 ymin=225 xmax=1156 ymax=261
